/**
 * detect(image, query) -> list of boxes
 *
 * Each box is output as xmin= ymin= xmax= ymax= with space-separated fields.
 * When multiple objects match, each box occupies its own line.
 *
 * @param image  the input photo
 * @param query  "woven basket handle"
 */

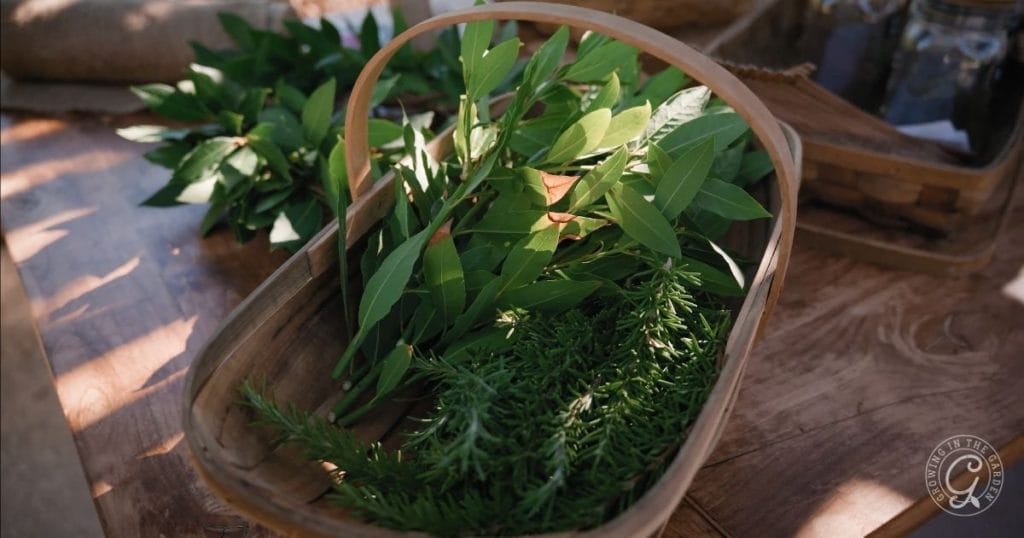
xmin=343 ymin=1 xmax=797 ymax=291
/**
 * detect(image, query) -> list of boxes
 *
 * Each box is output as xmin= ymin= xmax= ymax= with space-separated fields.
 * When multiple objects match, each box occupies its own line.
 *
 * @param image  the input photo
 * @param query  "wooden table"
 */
xmin=2 ymin=112 xmax=1022 ymax=537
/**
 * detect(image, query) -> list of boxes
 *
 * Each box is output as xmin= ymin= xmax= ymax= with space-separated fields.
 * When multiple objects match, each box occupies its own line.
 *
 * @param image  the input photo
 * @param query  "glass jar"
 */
xmin=798 ymin=0 xmax=910 ymax=110
xmin=880 ymin=0 xmax=1020 ymax=153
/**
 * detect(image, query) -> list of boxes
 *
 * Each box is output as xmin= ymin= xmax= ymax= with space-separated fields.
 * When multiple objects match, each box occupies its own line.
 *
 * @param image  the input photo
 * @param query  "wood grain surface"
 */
xmin=0 ymin=114 xmax=286 ymax=537
xmin=1 ymin=111 xmax=1021 ymax=537
xmin=2 ymin=241 xmax=105 ymax=537
xmin=674 ymin=173 xmax=1024 ymax=536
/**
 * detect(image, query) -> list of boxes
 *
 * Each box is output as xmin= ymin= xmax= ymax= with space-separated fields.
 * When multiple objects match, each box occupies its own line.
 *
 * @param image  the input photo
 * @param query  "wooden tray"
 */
xmin=704 ymin=0 xmax=1024 ymax=234
xmin=795 ymin=164 xmax=1020 ymax=277
xmin=182 ymin=3 xmax=802 ymax=536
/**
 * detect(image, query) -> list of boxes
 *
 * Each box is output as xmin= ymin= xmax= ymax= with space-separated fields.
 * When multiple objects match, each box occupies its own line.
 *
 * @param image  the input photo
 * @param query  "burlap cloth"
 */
xmin=0 ymin=0 xmax=294 ymax=113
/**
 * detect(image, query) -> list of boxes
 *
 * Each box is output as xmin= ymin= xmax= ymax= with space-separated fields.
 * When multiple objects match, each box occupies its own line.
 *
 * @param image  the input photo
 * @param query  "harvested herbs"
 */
xmin=243 ymin=15 xmax=776 ymax=536
xmin=119 ymin=10 xmax=468 ymax=250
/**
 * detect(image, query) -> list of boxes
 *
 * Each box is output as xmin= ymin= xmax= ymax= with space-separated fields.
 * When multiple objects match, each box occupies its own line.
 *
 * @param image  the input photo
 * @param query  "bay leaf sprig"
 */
xmin=120 ymin=10 xmax=466 ymax=251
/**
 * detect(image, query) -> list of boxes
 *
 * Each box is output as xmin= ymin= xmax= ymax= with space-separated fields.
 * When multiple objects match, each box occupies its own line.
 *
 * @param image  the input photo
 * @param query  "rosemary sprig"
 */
xmin=242 ymin=257 xmax=730 ymax=535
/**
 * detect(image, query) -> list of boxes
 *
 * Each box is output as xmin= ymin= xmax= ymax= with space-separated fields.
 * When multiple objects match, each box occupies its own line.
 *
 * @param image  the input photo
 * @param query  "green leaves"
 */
xmin=454 ymin=96 xmax=475 ymax=166
xmin=659 ymin=112 xmax=749 ymax=158
xmin=469 ymin=210 xmax=548 ymax=235
xmin=131 ymin=84 xmax=210 ymax=122
xmin=144 ymin=143 xmax=191 ymax=169
xmin=218 ymin=13 xmax=255 ymax=49
xmin=175 ymin=137 xmax=239 ymax=183
xmin=128 ymin=11 xmax=784 ymax=447
xmin=645 ymin=86 xmax=710 ymax=143
xmin=509 ymin=113 xmax=567 ymax=157
xmin=246 ymin=123 xmax=292 ymax=181
xmin=496 ymin=280 xmax=601 ymax=313
xmin=544 ymin=108 xmax=611 ymax=164
xmin=443 ymin=278 xmax=501 ymax=346
xmin=423 ymin=230 xmax=466 ymax=325
xmin=142 ymin=136 xmax=247 ymax=207
xmin=498 ymin=225 xmax=560 ymax=295
xmin=277 ymin=81 xmax=307 ymax=113
xmin=335 ymin=228 xmax=431 ymax=377
xmin=523 ymin=26 xmax=568 ymax=89
xmin=116 ymin=125 xmax=190 ymax=143
xmin=692 ymin=178 xmax=771 ymax=220
xmin=323 ymin=135 xmax=348 ymax=213
xmin=585 ymin=73 xmax=620 ymax=112
xmin=238 ymin=22 xmax=786 ymax=528
xmin=646 ymin=143 xmax=672 ymax=179
xmin=679 ymin=256 xmax=743 ymax=296
xmin=375 ymin=342 xmax=413 ymax=400
xmin=653 ymin=138 xmax=714 ymax=220
xmin=323 ymin=138 xmax=351 ymax=337
xmin=735 ymin=150 xmax=774 ymax=187
xmin=140 ymin=183 xmax=188 ymax=208
xmin=359 ymin=228 xmax=430 ymax=329
xmin=269 ymin=196 xmax=323 ymax=250
xmin=302 ymin=79 xmax=336 ymax=146
xmin=597 ymin=102 xmax=650 ymax=149
xmin=460 ymin=19 xmax=495 ymax=79
xmin=607 ymin=184 xmax=681 ymax=259
xmin=127 ymin=6 xmax=472 ymax=254
xmin=368 ymin=119 xmax=404 ymax=147
xmin=711 ymin=143 xmax=744 ymax=182
xmin=258 ymin=107 xmax=304 ymax=151
xmin=359 ymin=10 xmax=381 ymax=57
xmin=635 ymin=67 xmax=689 ymax=108
xmin=568 ymin=146 xmax=627 ymax=211
xmin=460 ymin=19 xmax=521 ymax=102
xmin=564 ymin=41 xmax=637 ymax=83
xmin=467 ymin=38 xmax=522 ymax=101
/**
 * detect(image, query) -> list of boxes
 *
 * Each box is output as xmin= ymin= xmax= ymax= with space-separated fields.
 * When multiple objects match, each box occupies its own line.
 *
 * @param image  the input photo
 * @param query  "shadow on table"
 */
xmin=682 ymin=188 xmax=1024 ymax=537
xmin=1 ymin=113 xmax=288 ymax=536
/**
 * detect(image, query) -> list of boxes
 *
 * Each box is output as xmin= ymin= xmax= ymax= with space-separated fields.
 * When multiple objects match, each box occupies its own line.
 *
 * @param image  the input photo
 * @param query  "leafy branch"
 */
xmin=121 ymin=10 xmax=466 ymax=251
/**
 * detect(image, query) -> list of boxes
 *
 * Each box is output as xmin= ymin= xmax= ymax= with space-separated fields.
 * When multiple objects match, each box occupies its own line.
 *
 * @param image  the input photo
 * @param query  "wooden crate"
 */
xmin=497 ymin=0 xmax=755 ymax=30
xmin=183 ymin=3 xmax=802 ymax=536
xmin=705 ymin=0 xmax=1024 ymax=233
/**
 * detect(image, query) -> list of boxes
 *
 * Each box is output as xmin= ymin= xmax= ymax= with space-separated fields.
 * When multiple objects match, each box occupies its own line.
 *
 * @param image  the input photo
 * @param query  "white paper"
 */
xmin=896 ymin=120 xmax=971 ymax=153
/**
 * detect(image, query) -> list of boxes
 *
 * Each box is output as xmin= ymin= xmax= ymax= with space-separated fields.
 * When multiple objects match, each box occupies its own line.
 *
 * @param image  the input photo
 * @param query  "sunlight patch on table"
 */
xmin=1 ymin=150 xmax=132 ymax=200
xmin=137 ymin=432 xmax=184 ymax=459
xmin=39 ymin=256 xmax=141 ymax=324
xmin=1002 ymin=266 xmax=1024 ymax=306
xmin=0 ymin=116 xmax=66 ymax=144
xmin=91 ymin=479 xmax=114 ymax=499
xmin=55 ymin=316 xmax=197 ymax=431
xmin=796 ymin=478 xmax=914 ymax=538
xmin=3 ymin=207 xmax=96 ymax=262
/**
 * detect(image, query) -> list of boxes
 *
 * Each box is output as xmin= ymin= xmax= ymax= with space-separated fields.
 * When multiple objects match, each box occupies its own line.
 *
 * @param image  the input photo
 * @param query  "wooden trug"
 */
xmin=183 ymin=3 xmax=802 ymax=536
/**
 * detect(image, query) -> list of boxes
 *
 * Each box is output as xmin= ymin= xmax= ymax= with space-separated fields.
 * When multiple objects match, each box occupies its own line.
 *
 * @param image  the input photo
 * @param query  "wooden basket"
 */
xmin=182 ymin=3 xmax=801 ymax=536
xmin=705 ymin=0 xmax=1024 ymax=233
